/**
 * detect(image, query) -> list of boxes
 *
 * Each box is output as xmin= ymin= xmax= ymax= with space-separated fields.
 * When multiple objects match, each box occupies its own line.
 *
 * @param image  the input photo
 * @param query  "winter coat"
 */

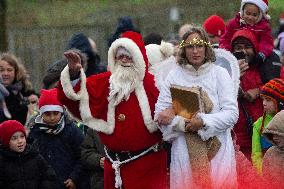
xmin=0 ymin=84 xmax=34 ymax=125
xmin=0 ymin=144 xmax=58 ymax=189
xmin=28 ymin=114 xmax=90 ymax=189
xmin=81 ymin=128 xmax=104 ymax=189
xmin=251 ymin=114 xmax=273 ymax=175
xmin=220 ymin=13 xmax=273 ymax=57
xmin=262 ymin=111 xmax=284 ymax=189
xmin=234 ymin=64 xmax=264 ymax=151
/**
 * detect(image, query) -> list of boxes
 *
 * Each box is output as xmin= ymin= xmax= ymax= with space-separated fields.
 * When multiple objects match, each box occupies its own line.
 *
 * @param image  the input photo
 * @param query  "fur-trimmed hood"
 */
xmin=263 ymin=111 xmax=284 ymax=147
xmin=108 ymin=31 xmax=149 ymax=80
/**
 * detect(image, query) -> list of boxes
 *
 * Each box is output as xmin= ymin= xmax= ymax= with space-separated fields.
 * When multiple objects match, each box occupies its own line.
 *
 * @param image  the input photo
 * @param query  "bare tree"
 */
xmin=0 ymin=0 xmax=7 ymax=52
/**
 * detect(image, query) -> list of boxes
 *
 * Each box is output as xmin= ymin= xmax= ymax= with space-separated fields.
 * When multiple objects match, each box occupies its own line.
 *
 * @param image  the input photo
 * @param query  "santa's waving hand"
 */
xmin=58 ymin=31 xmax=167 ymax=189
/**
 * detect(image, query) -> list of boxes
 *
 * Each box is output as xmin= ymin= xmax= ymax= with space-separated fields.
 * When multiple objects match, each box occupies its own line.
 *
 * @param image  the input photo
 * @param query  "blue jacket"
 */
xmin=28 ymin=114 xmax=90 ymax=189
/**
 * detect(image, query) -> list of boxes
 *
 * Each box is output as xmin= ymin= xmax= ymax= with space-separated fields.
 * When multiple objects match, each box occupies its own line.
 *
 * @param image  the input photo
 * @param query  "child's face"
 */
xmin=243 ymin=3 xmax=260 ymax=26
xmin=9 ymin=131 xmax=26 ymax=153
xmin=272 ymin=135 xmax=284 ymax=148
xmin=262 ymin=96 xmax=277 ymax=114
xmin=42 ymin=111 xmax=62 ymax=126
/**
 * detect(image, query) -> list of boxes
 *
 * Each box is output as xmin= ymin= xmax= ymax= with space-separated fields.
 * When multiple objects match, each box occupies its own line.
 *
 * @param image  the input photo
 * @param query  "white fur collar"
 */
xmin=60 ymin=65 xmax=157 ymax=134
xmin=182 ymin=62 xmax=213 ymax=76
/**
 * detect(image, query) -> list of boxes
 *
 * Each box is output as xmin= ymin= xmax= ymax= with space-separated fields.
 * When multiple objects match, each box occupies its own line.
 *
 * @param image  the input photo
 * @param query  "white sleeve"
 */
xmin=198 ymin=68 xmax=239 ymax=140
xmin=155 ymin=72 xmax=185 ymax=142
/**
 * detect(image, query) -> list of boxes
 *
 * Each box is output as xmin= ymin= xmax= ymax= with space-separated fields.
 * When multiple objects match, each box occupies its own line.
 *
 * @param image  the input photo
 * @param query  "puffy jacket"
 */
xmin=0 ymin=144 xmax=59 ymax=189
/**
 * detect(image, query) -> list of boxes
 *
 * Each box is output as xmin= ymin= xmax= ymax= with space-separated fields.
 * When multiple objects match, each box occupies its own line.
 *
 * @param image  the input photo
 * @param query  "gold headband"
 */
xmin=179 ymin=38 xmax=211 ymax=48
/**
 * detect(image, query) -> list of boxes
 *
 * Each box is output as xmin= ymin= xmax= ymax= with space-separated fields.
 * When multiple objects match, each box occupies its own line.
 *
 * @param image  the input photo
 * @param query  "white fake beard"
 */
xmin=108 ymin=61 xmax=141 ymax=106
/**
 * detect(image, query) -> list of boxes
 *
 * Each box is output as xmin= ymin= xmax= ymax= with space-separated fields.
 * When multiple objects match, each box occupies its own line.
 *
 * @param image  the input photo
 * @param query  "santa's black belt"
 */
xmin=105 ymin=143 xmax=163 ymax=162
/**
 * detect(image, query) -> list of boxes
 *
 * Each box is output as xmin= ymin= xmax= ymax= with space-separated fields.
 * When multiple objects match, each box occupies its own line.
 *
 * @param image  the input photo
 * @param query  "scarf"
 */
xmin=35 ymin=115 xmax=65 ymax=135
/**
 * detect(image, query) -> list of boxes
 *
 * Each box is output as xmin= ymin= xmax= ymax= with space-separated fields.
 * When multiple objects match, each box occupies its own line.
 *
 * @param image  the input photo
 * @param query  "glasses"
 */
xmin=115 ymin=55 xmax=133 ymax=62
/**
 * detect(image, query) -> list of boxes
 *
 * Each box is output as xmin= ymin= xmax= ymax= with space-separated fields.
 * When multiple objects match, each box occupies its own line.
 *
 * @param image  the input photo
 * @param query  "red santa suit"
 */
xmin=58 ymin=31 xmax=167 ymax=189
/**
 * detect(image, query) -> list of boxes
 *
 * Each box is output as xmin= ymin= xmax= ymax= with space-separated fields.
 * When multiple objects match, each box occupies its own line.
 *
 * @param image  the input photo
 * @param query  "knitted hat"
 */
xmin=261 ymin=78 xmax=284 ymax=112
xmin=38 ymin=88 xmax=63 ymax=114
xmin=146 ymin=41 xmax=174 ymax=69
xmin=0 ymin=120 xmax=26 ymax=147
xmin=203 ymin=15 xmax=225 ymax=37
xmin=240 ymin=0 xmax=270 ymax=20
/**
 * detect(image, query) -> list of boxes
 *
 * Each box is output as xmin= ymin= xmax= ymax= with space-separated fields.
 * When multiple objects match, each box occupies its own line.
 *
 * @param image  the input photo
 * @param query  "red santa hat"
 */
xmin=0 ymin=120 xmax=26 ymax=147
xmin=203 ymin=15 xmax=225 ymax=37
xmin=108 ymin=31 xmax=148 ymax=80
xmin=38 ymin=88 xmax=63 ymax=114
xmin=240 ymin=0 xmax=270 ymax=20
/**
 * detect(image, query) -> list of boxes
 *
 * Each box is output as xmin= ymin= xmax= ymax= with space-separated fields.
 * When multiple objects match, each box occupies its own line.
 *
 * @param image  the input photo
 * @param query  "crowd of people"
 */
xmin=1 ymin=0 xmax=284 ymax=189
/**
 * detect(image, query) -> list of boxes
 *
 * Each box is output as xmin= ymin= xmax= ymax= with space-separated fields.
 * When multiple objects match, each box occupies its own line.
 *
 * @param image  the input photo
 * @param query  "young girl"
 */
xmin=220 ymin=0 xmax=273 ymax=62
xmin=27 ymin=88 xmax=90 ymax=189
xmin=0 ymin=120 xmax=58 ymax=189
xmin=251 ymin=78 xmax=284 ymax=175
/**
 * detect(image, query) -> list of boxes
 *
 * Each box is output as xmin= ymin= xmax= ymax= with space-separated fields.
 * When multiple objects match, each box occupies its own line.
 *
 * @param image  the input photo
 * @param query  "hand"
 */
xmin=243 ymin=88 xmax=260 ymax=102
xmin=100 ymin=157 xmax=105 ymax=169
xmin=64 ymin=178 xmax=76 ymax=189
xmin=157 ymin=107 xmax=175 ymax=125
xmin=28 ymin=94 xmax=38 ymax=104
xmin=185 ymin=117 xmax=204 ymax=132
xmin=64 ymin=50 xmax=82 ymax=76
xmin=238 ymin=59 xmax=249 ymax=77
xmin=254 ymin=52 xmax=266 ymax=65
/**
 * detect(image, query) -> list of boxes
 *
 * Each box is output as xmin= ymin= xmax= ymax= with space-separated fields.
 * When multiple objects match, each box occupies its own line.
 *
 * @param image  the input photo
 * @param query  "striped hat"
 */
xmin=261 ymin=78 xmax=284 ymax=112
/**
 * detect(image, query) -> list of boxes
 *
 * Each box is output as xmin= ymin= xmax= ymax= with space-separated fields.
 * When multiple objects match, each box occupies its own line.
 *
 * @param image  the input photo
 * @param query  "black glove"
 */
xmin=254 ymin=52 xmax=266 ymax=65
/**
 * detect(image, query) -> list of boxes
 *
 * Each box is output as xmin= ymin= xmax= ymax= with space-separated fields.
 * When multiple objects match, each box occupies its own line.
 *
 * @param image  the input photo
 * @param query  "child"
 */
xmin=0 ymin=120 xmax=58 ymax=189
xmin=262 ymin=110 xmax=284 ymax=188
xmin=251 ymin=78 xmax=284 ymax=175
xmin=220 ymin=0 xmax=273 ymax=61
xmin=27 ymin=88 xmax=90 ymax=189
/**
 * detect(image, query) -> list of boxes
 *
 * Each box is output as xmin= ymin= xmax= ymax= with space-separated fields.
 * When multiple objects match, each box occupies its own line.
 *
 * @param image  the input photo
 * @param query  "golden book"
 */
xmin=170 ymin=85 xmax=203 ymax=119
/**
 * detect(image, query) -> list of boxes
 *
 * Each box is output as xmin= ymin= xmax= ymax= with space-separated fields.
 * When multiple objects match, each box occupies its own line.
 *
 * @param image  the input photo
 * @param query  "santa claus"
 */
xmin=58 ymin=31 xmax=167 ymax=189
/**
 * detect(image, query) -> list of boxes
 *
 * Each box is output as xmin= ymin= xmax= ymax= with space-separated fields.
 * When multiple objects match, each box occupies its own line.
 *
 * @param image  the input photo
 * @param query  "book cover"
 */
xmin=170 ymin=85 xmax=203 ymax=119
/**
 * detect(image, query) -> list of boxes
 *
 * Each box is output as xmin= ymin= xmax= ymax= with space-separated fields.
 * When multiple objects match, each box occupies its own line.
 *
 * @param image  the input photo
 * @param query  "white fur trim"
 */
xmin=60 ymin=65 xmax=114 ymax=134
xmin=172 ymin=116 xmax=186 ymax=132
xmin=108 ymin=38 xmax=145 ymax=81
xmin=160 ymin=41 xmax=174 ymax=58
xmin=135 ymin=82 xmax=158 ymax=133
xmin=214 ymin=48 xmax=240 ymax=99
xmin=40 ymin=105 xmax=63 ymax=114
xmin=240 ymin=0 xmax=270 ymax=20
xmin=60 ymin=63 xmax=157 ymax=134
xmin=146 ymin=41 xmax=174 ymax=68
xmin=241 ymin=0 xmax=268 ymax=13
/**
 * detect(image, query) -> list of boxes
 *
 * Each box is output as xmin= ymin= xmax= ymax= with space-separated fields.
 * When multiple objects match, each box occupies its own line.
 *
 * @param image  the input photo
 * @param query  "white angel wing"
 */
xmin=213 ymin=48 xmax=240 ymax=98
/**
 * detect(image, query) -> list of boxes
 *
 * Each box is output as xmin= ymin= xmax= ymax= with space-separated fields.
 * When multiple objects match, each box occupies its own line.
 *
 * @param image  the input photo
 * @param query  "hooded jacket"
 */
xmin=262 ymin=111 xmax=284 ymax=188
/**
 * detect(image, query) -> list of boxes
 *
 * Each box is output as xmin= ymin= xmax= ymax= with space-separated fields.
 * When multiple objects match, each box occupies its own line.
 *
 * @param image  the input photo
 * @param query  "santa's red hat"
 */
xmin=203 ymin=15 xmax=225 ymax=37
xmin=240 ymin=0 xmax=270 ymax=20
xmin=0 ymin=120 xmax=26 ymax=147
xmin=38 ymin=88 xmax=63 ymax=114
xmin=108 ymin=31 xmax=148 ymax=80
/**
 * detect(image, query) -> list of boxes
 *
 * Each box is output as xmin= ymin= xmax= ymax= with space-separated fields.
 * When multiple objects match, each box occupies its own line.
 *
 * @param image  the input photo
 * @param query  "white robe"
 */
xmin=155 ymin=62 xmax=238 ymax=189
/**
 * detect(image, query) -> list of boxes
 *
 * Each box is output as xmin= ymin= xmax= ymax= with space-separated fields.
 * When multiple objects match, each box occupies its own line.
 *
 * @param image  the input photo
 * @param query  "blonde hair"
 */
xmin=177 ymin=26 xmax=216 ymax=66
xmin=0 ymin=52 xmax=33 ymax=91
